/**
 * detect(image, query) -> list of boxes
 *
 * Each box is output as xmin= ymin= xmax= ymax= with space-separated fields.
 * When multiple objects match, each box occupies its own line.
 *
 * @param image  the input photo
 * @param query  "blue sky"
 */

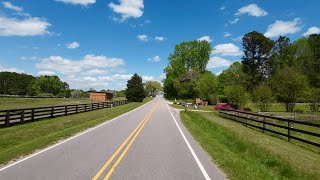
xmin=0 ymin=0 xmax=319 ymax=90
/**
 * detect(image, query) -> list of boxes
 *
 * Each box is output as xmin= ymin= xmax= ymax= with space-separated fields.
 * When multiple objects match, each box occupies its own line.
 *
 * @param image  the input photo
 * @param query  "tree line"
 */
xmin=0 ymin=72 xmax=70 ymax=97
xmin=163 ymin=32 xmax=320 ymax=112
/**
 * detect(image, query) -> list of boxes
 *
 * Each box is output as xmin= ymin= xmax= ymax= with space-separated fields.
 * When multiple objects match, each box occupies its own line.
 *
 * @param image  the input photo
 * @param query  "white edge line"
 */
xmin=0 ymin=99 xmax=156 ymax=172
xmin=166 ymin=104 xmax=211 ymax=180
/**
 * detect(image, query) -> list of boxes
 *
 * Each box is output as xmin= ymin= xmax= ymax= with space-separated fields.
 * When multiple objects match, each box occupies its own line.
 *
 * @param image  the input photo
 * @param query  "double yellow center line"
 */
xmin=92 ymin=100 xmax=159 ymax=180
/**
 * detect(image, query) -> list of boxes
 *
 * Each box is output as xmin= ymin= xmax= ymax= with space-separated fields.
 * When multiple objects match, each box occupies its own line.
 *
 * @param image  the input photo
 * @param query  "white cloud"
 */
xmin=235 ymin=4 xmax=268 ymax=17
xmin=303 ymin=27 xmax=320 ymax=36
xmin=55 ymin=0 xmax=96 ymax=6
xmin=0 ymin=64 xmax=24 ymax=73
xmin=37 ymin=71 xmax=56 ymax=76
xmin=20 ymin=56 xmax=38 ymax=61
xmin=66 ymin=42 xmax=80 ymax=49
xmin=220 ymin=6 xmax=226 ymax=10
xmin=212 ymin=43 xmax=242 ymax=56
xmin=207 ymin=57 xmax=232 ymax=69
xmin=155 ymin=36 xmax=166 ymax=41
xmin=264 ymin=18 xmax=302 ymax=38
xmin=197 ymin=36 xmax=212 ymax=43
xmin=137 ymin=34 xmax=148 ymax=41
xmin=2 ymin=1 xmax=23 ymax=12
xmin=229 ymin=18 xmax=239 ymax=24
xmin=109 ymin=0 xmax=144 ymax=20
xmin=0 ymin=16 xmax=51 ymax=36
xmin=142 ymin=75 xmax=154 ymax=81
xmin=224 ymin=32 xmax=232 ymax=37
xmin=84 ymin=69 xmax=108 ymax=75
xmin=36 ymin=54 xmax=125 ymax=74
xmin=148 ymin=55 xmax=161 ymax=62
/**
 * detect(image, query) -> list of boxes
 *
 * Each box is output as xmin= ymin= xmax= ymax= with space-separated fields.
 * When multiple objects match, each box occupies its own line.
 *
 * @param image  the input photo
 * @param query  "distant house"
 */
xmin=89 ymin=91 xmax=114 ymax=102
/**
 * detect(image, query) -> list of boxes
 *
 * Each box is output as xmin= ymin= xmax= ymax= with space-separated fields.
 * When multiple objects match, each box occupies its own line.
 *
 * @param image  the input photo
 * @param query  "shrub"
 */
xmin=214 ymin=103 xmax=234 ymax=110
xmin=252 ymin=84 xmax=273 ymax=112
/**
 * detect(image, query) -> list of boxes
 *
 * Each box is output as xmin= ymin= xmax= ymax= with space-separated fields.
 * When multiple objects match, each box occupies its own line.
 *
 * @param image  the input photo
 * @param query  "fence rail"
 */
xmin=0 ymin=100 xmax=129 ymax=128
xmin=219 ymin=109 xmax=320 ymax=148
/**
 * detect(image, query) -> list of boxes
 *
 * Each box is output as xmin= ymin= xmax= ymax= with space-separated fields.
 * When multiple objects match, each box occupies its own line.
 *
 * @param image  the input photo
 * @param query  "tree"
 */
xmin=196 ymin=71 xmax=217 ymax=104
xmin=269 ymin=36 xmax=292 ymax=75
xmin=126 ymin=73 xmax=145 ymax=102
xmin=145 ymin=81 xmax=162 ymax=96
xmin=0 ymin=72 xmax=35 ymax=95
xmin=163 ymin=40 xmax=212 ymax=99
xmin=27 ymin=75 xmax=69 ymax=96
xmin=224 ymin=85 xmax=250 ymax=109
xmin=242 ymin=31 xmax=274 ymax=90
xmin=307 ymin=34 xmax=320 ymax=88
xmin=252 ymin=84 xmax=273 ymax=112
xmin=116 ymin=90 xmax=126 ymax=97
xmin=306 ymin=88 xmax=320 ymax=112
xmin=270 ymin=66 xmax=308 ymax=112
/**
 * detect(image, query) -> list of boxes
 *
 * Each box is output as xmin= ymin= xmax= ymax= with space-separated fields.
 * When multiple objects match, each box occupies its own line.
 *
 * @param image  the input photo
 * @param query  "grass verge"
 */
xmin=0 ymin=97 xmax=153 ymax=165
xmin=181 ymin=111 xmax=320 ymax=180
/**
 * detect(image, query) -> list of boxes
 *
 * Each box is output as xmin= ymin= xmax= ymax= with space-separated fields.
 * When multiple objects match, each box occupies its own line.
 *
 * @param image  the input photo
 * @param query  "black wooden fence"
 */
xmin=0 ymin=100 xmax=129 ymax=128
xmin=219 ymin=109 xmax=320 ymax=148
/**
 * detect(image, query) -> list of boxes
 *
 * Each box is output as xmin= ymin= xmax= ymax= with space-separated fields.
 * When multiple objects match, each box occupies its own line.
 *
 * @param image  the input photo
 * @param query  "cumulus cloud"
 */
xmin=109 ymin=0 xmax=144 ymax=20
xmin=37 ymin=71 xmax=56 ymax=76
xmin=142 ymin=75 xmax=154 ymax=81
xmin=155 ymin=36 xmax=166 ymax=41
xmin=0 ymin=16 xmax=51 ymax=36
xmin=2 ymin=1 xmax=23 ymax=12
xmin=148 ymin=55 xmax=161 ymax=62
xmin=197 ymin=36 xmax=212 ymax=43
xmin=137 ymin=34 xmax=148 ymax=41
xmin=235 ymin=4 xmax=267 ymax=17
xmin=303 ymin=27 xmax=320 ymax=36
xmin=55 ymin=0 xmax=96 ymax=6
xmin=207 ymin=57 xmax=232 ymax=69
xmin=84 ymin=69 xmax=109 ymax=75
xmin=212 ymin=43 xmax=242 ymax=56
xmin=0 ymin=64 xmax=24 ymax=73
xmin=36 ymin=54 xmax=125 ymax=74
xmin=229 ymin=18 xmax=239 ymax=24
xmin=264 ymin=18 xmax=302 ymax=38
xmin=66 ymin=42 xmax=80 ymax=49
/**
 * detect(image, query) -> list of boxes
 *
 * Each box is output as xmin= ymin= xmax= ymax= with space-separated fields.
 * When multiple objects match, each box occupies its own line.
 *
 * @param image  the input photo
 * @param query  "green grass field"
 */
xmin=181 ymin=111 xmax=320 ymax=180
xmin=0 ymin=97 xmax=153 ymax=165
xmin=0 ymin=97 xmax=127 ymax=110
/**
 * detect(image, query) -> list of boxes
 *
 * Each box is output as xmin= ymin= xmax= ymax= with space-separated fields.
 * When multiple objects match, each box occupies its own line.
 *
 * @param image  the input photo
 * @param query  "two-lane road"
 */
xmin=0 ymin=97 xmax=225 ymax=180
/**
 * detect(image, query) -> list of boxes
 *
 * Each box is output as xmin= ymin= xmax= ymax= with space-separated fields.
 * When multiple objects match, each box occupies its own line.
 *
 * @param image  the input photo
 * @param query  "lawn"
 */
xmin=0 ymin=97 xmax=153 ymax=166
xmin=0 ymin=97 xmax=127 ymax=110
xmin=181 ymin=111 xmax=320 ymax=180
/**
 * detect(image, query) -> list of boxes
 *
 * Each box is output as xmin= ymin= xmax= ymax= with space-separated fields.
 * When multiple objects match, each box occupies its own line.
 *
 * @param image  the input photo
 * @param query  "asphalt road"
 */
xmin=0 ymin=97 xmax=225 ymax=180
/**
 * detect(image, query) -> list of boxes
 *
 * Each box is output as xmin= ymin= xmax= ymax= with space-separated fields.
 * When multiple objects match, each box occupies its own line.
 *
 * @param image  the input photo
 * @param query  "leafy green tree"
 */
xmin=306 ymin=88 xmax=320 ymax=112
xmin=252 ymin=84 xmax=273 ymax=112
xmin=0 ymin=72 xmax=35 ymax=95
xmin=126 ymin=73 xmax=145 ymax=102
xmin=27 ymin=75 xmax=69 ymax=96
xmin=116 ymin=90 xmax=126 ymax=97
xmin=164 ymin=40 xmax=212 ymax=99
xmin=307 ymin=34 xmax=320 ymax=87
xmin=224 ymin=85 xmax=250 ymax=109
xmin=217 ymin=62 xmax=246 ymax=95
xmin=270 ymin=66 xmax=308 ymax=112
xmin=242 ymin=31 xmax=274 ymax=90
xmin=196 ymin=71 xmax=217 ymax=104
xmin=145 ymin=81 xmax=162 ymax=96
xmin=269 ymin=36 xmax=292 ymax=75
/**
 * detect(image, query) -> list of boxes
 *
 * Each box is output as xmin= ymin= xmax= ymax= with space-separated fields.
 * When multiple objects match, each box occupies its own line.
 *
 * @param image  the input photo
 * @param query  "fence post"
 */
xmin=65 ymin=106 xmax=68 ymax=116
xmin=91 ymin=103 xmax=94 ymax=111
xmin=288 ymin=121 xmax=291 ymax=142
xmin=51 ymin=107 xmax=54 ymax=118
xmin=76 ymin=105 xmax=78 ymax=113
xmin=263 ymin=117 xmax=266 ymax=133
xmin=85 ymin=104 xmax=87 ymax=112
xmin=20 ymin=110 xmax=24 ymax=124
xmin=31 ymin=108 xmax=35 ymax=122
xmin=5 ymin=110 xmax=10 ymax=127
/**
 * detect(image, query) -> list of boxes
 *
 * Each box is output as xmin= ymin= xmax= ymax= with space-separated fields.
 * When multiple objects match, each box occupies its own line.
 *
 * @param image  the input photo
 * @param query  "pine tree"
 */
xmin=126 ymin=73 xmax=145 ymax=102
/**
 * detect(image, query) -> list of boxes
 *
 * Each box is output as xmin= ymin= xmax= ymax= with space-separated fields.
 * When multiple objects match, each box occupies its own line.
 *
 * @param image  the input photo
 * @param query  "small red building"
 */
xmin=89 ymin=91 xmax=113 ymax=102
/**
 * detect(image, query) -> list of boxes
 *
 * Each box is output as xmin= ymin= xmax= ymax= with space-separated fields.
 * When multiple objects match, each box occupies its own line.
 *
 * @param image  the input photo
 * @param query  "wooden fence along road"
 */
xmin=220 ymin=109 xmax=320 ymax=148
xmin=0 ymin=100 xmax=129 ymax=128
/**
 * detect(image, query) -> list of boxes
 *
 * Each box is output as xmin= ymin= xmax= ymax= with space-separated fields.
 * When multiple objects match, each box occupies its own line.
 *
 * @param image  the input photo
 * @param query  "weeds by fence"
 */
xmin=219 ymin=109 xmax=320 ymax=149
xmin=0 ymin=100 xmax=128 ymax=128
